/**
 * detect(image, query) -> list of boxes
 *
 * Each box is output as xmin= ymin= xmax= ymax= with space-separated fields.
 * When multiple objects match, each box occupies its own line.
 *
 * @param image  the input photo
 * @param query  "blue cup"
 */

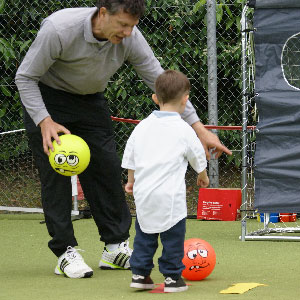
xmin=260 ymin=213 xmax=279 ymax=223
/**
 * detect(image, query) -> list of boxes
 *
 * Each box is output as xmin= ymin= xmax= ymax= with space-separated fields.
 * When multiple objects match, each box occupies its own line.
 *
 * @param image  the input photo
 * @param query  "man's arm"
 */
xmin=15 ymin=20 xmax=61 ymax=125
xmin=127 ymin=28 xmax=231 ymax=159
xmin=15 ymin=20 xmax=70 ymax=155
xmin=127 ymin=28 xmax=164 ymax=91
xmin=127 ymin=30 xmax=201 ymax=127
xmin=191 ymin=121 xmax=232 ymax=160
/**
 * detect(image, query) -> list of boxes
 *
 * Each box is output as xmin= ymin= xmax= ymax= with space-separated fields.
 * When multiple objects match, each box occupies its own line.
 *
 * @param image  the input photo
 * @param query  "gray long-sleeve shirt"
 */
xmin=15 ymin=7 xmax=200 ymax=126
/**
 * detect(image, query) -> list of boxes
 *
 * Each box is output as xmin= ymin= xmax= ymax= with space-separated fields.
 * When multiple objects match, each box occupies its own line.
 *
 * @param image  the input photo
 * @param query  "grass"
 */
xmin=1 ymin=215 xmax=300 ymax=300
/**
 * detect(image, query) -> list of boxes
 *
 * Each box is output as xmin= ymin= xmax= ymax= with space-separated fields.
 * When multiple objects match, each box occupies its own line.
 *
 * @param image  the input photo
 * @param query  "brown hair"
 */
xmin=155 ymin=70 xmax=190 ymax=104
xmin=95 ymin=0 xmax=145 ymax=18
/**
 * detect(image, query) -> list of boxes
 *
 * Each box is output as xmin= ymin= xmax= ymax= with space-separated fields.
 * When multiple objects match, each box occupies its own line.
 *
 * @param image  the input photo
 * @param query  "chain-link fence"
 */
xmin=0 ymin=0 xmax=249 ymax=216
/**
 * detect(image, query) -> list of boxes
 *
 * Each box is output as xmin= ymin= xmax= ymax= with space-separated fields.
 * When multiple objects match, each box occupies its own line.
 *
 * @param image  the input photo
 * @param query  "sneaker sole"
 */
xmin=99 ymin=260 xmax=130 ymax=270
xmin=164 ymin=286 xmax=189 ymax=293
xmin=130 ymin=282 xmax=155 ymax=289
xmin=55 ymin=266 xmax=64 ymax=275
xmin=81 ymin=271 xmax=93 ymax=278
xmin=58 ymin=271 xmax=94 ymax=279
xmin=55 ymin=266 xmax=93 ymax=278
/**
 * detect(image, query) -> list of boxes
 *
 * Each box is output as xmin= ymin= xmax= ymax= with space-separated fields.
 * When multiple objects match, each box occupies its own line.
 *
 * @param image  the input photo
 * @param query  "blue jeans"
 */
xmin=130 ymin=217 xmax=186 ymax=280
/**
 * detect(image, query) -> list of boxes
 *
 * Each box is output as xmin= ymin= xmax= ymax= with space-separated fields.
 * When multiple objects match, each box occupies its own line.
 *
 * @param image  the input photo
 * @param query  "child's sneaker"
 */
xmin=54 ymin=246 xmax=93 ymax=278
xmin=164 ymin=277 xmax=188 ymax=293
xmin=130 ymin=274 xmax=155 ymax=289
xmin=99 ymin=240 xmax=132 ymax=270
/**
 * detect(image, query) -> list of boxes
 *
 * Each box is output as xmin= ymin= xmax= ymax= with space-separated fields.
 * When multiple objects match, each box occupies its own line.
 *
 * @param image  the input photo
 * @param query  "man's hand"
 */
xmin=192 ymin=121 xmax=232 ymax=160
xmin=39 ymin=116 xmax=71 ymax=155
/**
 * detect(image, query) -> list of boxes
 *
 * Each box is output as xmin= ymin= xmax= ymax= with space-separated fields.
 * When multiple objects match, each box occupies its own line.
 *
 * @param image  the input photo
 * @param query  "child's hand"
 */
xmin=125 ymin=182 xmax=134 ymax=195
xmin=197 ymin=172 xmax=209 ymax=188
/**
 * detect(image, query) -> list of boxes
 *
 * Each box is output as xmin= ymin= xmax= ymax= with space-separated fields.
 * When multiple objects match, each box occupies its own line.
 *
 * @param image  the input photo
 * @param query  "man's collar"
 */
xmin=84 ymin=7 xmax=109 ymax=45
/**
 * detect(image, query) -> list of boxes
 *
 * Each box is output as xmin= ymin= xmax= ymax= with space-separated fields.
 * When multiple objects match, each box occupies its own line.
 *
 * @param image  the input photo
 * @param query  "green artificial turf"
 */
xmin=1 ymin=214 xmax=300 ymax=300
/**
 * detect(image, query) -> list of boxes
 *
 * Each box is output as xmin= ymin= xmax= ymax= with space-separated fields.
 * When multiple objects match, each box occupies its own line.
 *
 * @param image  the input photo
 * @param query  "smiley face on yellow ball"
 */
xmin=49 ymin=134 xmax=90 ymax=176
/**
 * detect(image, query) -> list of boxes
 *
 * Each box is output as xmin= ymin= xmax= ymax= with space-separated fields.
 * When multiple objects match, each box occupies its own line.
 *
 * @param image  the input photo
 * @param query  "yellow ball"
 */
xmin=49 ymin=134 xmax=90 ymax=176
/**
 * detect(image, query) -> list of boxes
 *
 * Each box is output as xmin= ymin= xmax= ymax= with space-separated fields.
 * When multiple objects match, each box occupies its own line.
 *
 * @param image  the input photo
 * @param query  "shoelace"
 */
xmin=165 ymin=277 xmax=176 ymax=284
xmin=119 ymin=240 xmax=133 ymax=256
xmin=65 ymin=246 xmax=84 ymax=262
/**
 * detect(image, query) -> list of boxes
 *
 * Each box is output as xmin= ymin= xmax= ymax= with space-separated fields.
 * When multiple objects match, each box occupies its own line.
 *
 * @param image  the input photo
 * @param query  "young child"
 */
xmin=121 ymin=69 xmax=209 ymax=293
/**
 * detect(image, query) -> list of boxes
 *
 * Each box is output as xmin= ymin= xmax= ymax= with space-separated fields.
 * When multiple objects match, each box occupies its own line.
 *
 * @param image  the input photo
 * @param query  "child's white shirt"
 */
xmin=121 ymin=111 xmax=207 ymax=233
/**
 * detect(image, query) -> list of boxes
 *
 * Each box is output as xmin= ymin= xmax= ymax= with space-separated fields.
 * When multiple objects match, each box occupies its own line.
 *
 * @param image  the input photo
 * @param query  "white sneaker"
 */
xmin=54 ymin=246 xmax=93 ymax=278
xmin=99 ymin=240 xmax=132 ymax=270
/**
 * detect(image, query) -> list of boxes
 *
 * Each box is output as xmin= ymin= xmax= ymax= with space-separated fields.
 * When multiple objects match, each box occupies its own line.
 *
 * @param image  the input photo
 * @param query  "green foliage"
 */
xmin=0 ymin=0 xmax=246 ymax=164
xmin=0 ymin=132 xmax=29 ymax=161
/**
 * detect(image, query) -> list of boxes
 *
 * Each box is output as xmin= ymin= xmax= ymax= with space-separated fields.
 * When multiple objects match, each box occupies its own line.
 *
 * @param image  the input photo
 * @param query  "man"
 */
xmin=15 ymin=0 xmax=231 ymax=279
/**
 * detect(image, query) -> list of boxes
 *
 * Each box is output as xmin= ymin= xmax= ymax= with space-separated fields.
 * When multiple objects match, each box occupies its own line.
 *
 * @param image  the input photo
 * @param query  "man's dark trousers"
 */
xmin=24 ymin=83 xmax=132 ymax=257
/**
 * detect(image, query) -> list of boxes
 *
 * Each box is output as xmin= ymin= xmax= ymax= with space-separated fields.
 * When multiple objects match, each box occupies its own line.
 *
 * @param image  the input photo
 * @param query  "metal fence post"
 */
xmin=207 ymin=0 xmax=219 ymax=187
xmin=240 ymin=4 xmax=248 ymax=241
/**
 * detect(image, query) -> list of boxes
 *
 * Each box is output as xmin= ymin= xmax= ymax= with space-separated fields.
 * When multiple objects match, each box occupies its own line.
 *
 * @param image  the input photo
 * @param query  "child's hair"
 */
xmin=155 ymin=70 xmax=190 ymax=104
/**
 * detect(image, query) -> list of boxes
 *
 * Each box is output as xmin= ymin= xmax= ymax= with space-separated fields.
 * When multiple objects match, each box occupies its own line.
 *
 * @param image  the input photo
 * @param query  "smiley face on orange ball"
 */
xmin=182 ymin=238 xmax=216 ymax=281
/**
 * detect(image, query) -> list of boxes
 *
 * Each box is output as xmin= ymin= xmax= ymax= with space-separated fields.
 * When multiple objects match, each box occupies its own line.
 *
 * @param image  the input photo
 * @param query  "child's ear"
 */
xmin=152 ymin=94 xmax=159 ymax=105
xmin=183 ymin=94 xmax=189 ymax=105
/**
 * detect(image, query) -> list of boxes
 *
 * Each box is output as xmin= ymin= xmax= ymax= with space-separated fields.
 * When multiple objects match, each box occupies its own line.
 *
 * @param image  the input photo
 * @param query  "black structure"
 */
xmin=252 ymin=0 xmax=300 ymax=212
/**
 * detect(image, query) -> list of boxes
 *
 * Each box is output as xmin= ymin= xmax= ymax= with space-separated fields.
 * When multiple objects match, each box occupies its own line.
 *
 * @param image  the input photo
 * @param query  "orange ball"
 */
xmin=182 ymin=238 xmax=216 ymax=281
